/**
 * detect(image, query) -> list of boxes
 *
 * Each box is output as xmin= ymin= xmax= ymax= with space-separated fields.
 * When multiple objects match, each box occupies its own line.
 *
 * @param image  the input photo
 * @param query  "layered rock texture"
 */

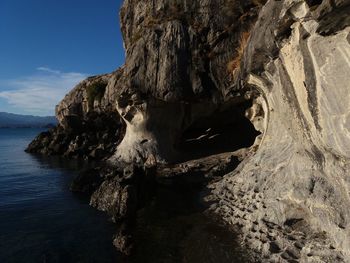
xmin=210 ymin=0 xmax=350 ymax=262
xmin=27 ymin=0 xmax=350 ymax=262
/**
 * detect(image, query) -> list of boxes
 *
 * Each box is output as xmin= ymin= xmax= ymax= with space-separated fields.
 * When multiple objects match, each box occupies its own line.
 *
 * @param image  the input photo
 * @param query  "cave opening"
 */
xmin=175 ymin=99 xmax=261 ymax=163
xmin=305 ymin=0 xmax=323 ymax=7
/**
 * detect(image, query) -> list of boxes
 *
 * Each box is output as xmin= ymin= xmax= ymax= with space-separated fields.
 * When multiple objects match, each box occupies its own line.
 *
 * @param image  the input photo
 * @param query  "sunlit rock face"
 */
xmin=210 ymin=0 xmax=350 ymax=261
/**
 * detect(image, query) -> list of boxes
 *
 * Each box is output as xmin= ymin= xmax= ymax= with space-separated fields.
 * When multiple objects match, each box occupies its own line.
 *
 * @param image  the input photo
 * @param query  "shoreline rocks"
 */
xmin=26 ymin=111 xmax=124 ymax=160
xmin=70 ymin=163 xmax=156 ymax=255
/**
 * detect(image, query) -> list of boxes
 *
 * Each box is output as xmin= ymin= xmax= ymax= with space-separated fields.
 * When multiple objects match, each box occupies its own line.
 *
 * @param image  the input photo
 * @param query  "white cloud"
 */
xmin=36 ymin=67 xmax=61 ymax=75
xmin=0 ymin=67 xmax=88 ymax=116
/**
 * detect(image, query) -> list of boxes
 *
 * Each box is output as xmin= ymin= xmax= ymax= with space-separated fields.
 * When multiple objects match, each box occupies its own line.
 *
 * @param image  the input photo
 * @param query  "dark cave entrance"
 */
xmin=175 ymin=100 xmax=260 ymax=162
xmin=305 ymin=0 xmax=323 ymax=7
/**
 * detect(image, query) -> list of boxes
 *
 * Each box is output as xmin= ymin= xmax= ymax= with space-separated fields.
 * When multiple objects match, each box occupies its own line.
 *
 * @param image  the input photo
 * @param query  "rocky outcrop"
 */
xmin=25 ymin=111 xmax=123 ymax=160
xmin=28 ymin=0 xmax=262 ymax=164
xmin=210 ymin=0 xmax=350 ymax=262
xmin=71 ymin=164 xmax=157 ymax=255
xmin=109 ymin=0 xmax=263 ymax=163
xmin=26 ymin=71 xmax=125 ymax=160
xmin=27 ymin=0 xmax=350 ymax=262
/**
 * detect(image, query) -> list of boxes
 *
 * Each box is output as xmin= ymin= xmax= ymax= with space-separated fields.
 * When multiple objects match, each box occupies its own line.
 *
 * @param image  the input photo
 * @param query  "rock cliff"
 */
xmin=27 ymin=0 xmax=350 ymax=262
xmin=113 ymin=0 xmax=264 ymax=164
xmin=28 ymin=0 xmax=261 ymax=163
xmin=210 ymin=0 xmax=350 ymax=262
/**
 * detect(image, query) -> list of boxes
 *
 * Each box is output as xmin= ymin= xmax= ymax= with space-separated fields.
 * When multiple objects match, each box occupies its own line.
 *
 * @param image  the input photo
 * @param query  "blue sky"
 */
xmin=0 ymin=0 xmax=125 ymax=116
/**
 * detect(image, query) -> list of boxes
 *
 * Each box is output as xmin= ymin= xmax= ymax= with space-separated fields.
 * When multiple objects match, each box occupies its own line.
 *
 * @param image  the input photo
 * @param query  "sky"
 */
xmin=0 ymin=0 xmax=125 ymax=116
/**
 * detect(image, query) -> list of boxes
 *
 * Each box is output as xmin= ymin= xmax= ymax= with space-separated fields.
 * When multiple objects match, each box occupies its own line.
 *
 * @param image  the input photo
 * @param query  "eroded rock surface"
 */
xmin=210 ymin=0 xmax=350 ymax=262
xmin=110 ymin=0 xmax=263 ymax=163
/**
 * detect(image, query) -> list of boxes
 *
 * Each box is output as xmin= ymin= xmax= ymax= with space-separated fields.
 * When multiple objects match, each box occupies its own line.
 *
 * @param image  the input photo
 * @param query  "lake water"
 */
xmin=0 ymin=128 xmax=120 ymax=263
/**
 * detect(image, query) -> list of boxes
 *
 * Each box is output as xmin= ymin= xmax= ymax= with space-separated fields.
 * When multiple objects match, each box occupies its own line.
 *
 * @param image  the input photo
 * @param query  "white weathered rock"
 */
xmin=210 ymin=0 xmax=350 ymax=262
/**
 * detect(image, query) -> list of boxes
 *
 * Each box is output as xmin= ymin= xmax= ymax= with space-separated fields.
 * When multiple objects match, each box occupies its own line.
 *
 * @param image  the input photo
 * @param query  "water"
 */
xmin=0 ymin=128 xmax=120 ymax=263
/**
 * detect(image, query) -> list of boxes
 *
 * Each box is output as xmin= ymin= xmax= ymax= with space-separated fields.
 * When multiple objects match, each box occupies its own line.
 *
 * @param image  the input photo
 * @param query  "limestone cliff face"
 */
xmin=210 ymin=0 xmax=350 ymax=262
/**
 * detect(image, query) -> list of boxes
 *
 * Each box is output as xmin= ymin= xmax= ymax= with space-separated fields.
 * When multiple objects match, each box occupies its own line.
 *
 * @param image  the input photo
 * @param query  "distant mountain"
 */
xmin=0 ymin=112 xmax=57 ymax=128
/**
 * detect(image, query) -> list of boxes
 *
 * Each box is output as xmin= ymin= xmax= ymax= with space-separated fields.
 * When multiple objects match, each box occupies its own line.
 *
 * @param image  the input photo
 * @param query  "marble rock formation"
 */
xmin=210 ymin=0 xmax=350 ymax=262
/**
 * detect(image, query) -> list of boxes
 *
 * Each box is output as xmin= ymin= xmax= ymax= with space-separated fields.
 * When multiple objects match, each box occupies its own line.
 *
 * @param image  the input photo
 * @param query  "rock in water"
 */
xmin=70 ymin=168 xmax=104 ymax=194
xmin=26 ymin=0 xmax=350 ymax=261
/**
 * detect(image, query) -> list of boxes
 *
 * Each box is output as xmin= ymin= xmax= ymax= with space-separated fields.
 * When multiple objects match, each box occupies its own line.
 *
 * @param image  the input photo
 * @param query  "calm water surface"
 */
xmin=0 ymin=128 xmax=120 ymax=263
